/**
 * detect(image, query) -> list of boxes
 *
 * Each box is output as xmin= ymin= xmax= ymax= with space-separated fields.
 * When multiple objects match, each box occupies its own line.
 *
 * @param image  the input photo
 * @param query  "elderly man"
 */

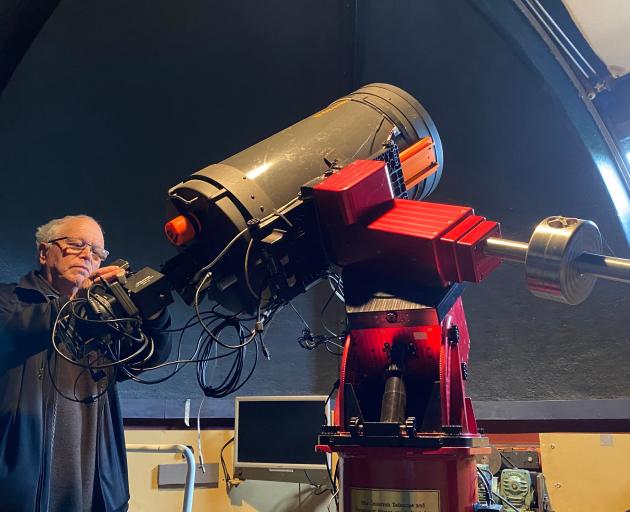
xmin=0 ymin=215 xmax=172 ymax=512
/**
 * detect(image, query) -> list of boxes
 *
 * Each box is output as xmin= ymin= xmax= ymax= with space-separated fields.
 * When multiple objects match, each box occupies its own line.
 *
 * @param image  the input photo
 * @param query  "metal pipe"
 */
xmin=575 ymin=252 xmax=630 ymax=284
xmin=483 ymin=237 xmax=528 ymax=263
xmin=484 ymin=237 xmax=630 ymax=285
xmin=126 ymin=444 xmax=195 ymax=512
xmin=529 ymin=0 xmax=597 ymax=75
xmin=519 ymin=0 xmax=590 ymax=78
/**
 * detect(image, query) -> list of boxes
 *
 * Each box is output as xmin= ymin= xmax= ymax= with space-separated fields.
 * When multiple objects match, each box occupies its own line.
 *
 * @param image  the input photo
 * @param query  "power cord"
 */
xmin=219 ymin=437 xmax=240 ymax=493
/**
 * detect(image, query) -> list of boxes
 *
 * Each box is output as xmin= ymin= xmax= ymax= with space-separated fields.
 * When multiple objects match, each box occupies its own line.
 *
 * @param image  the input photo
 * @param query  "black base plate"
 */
xmin=319 ymin=433 xmax=486 ymax=449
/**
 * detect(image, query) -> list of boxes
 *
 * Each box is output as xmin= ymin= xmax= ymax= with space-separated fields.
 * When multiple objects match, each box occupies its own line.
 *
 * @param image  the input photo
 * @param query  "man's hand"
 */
xmin=75 ymin=266 xmax=165 ymax=320
xmin=76 ymin=266 xmax=125 ymax=295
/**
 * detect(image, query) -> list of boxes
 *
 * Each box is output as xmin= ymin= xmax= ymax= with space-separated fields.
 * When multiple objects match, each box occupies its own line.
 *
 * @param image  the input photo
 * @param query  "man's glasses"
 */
xmin=47 ymin=237 xmax=109 ymax=261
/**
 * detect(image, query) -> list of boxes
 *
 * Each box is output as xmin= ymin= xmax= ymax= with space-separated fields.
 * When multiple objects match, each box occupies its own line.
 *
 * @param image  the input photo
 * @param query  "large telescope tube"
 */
xmin=163 ymin=83 xmax=443 ymax=311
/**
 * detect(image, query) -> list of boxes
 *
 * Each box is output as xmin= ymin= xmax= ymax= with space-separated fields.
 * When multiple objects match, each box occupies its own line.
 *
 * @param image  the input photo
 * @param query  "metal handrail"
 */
xmin=126 ymin=443 xmax=196 ymax=512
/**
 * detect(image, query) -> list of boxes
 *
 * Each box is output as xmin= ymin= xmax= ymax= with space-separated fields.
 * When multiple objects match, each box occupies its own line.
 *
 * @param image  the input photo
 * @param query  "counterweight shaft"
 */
xmin=484 ymin=237 xmax=630 ymax=286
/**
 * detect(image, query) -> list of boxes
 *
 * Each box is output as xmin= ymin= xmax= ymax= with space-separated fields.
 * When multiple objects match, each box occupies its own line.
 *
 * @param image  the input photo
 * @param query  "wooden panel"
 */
xmin=540 ymin=433 xmax=630 ymax=511
xmin=125 ymin=429 xmax=331 ymax=511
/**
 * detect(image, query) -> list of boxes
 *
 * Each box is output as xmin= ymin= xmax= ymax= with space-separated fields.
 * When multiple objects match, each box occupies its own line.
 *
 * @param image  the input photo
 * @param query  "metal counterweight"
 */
xmin=483 ymin=216 xmax=630 ymax=304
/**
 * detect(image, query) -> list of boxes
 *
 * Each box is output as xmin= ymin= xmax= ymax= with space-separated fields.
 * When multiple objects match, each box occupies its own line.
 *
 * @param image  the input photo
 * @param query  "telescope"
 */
xmin=156 ymin=83 xmax=630 ymax=511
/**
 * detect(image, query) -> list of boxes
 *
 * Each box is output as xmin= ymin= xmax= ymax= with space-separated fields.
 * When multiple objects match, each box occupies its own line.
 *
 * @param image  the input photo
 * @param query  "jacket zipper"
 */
xmin=47 ymin=298 xmax=62 ymax=510
xmin=96 ymin=393 xmax=103 ymax=510
xmin=35 ymin=351 xmax=60 ymax=512
xmin=34 ymin=353 xmax=46 ymax=512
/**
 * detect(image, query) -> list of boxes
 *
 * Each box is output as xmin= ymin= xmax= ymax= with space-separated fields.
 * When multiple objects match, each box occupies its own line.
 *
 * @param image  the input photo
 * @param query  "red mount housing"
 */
xmin=312 ymin=159 xmax=501 ymax=286
xmin=312 ymin=160 xmax=503 ymax=512
xmin=337 ymin=296 xmax=477 ymax=434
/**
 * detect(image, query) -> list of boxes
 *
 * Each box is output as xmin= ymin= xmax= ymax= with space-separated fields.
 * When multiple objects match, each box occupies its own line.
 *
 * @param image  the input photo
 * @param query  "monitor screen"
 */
xmin=234 ymin=396 xmax=329 ymax=472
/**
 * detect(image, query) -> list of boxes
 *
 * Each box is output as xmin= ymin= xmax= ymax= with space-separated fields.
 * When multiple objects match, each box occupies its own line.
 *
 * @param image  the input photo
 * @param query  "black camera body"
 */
xmin=87 ymin=263 xmax=174 ymax=322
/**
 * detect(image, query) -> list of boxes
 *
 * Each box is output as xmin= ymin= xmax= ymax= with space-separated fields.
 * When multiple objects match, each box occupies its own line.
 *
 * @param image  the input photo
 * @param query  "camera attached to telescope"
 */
xmin=85 ymin=259 xmax=174 ymax=322
xmin=58 ymin=259 xmax=173 ymax=356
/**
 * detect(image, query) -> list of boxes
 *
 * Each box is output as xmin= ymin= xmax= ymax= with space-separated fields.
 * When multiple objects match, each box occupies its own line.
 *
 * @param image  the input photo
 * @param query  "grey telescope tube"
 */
xmin=165 ymin=84 xmax=443 ymax=310
xmin=167 ymin=83 xmax=443 ymax=241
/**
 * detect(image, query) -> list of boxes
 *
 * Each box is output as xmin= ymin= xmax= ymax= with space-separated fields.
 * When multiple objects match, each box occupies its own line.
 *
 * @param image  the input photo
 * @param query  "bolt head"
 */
xmin=448 ymin=325 xmax=460 ymax=344
xmin=385 ymin=311 xmax=398 ymax=323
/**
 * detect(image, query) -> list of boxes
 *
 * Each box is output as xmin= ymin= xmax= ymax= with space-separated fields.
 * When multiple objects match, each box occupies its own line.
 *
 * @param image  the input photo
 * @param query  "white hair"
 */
xmin=35 ymin=214 xmax=103 ymax=247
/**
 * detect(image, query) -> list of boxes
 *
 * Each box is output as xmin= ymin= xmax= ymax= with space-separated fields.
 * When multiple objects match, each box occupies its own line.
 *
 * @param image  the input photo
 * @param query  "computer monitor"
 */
xmin=234 ymin=395 xmax=331 ymax=484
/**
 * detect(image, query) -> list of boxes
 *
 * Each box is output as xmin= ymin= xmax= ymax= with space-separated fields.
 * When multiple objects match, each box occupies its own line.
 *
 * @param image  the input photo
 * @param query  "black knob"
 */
xmin=448 ymin=325 xmax=460 ymax=345
xmin=461 ymin=362 xmax=469 ymax=380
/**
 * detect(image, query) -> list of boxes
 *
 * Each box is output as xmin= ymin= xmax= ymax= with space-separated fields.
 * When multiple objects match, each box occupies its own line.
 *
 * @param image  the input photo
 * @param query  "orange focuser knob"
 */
xmin=164 ymin=215 xmax=196 ymax=246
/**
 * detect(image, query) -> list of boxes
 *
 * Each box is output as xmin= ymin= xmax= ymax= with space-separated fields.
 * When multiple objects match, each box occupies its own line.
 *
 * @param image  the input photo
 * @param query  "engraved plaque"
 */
xmin=351 ymin=487 xmax=441 ymax=512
